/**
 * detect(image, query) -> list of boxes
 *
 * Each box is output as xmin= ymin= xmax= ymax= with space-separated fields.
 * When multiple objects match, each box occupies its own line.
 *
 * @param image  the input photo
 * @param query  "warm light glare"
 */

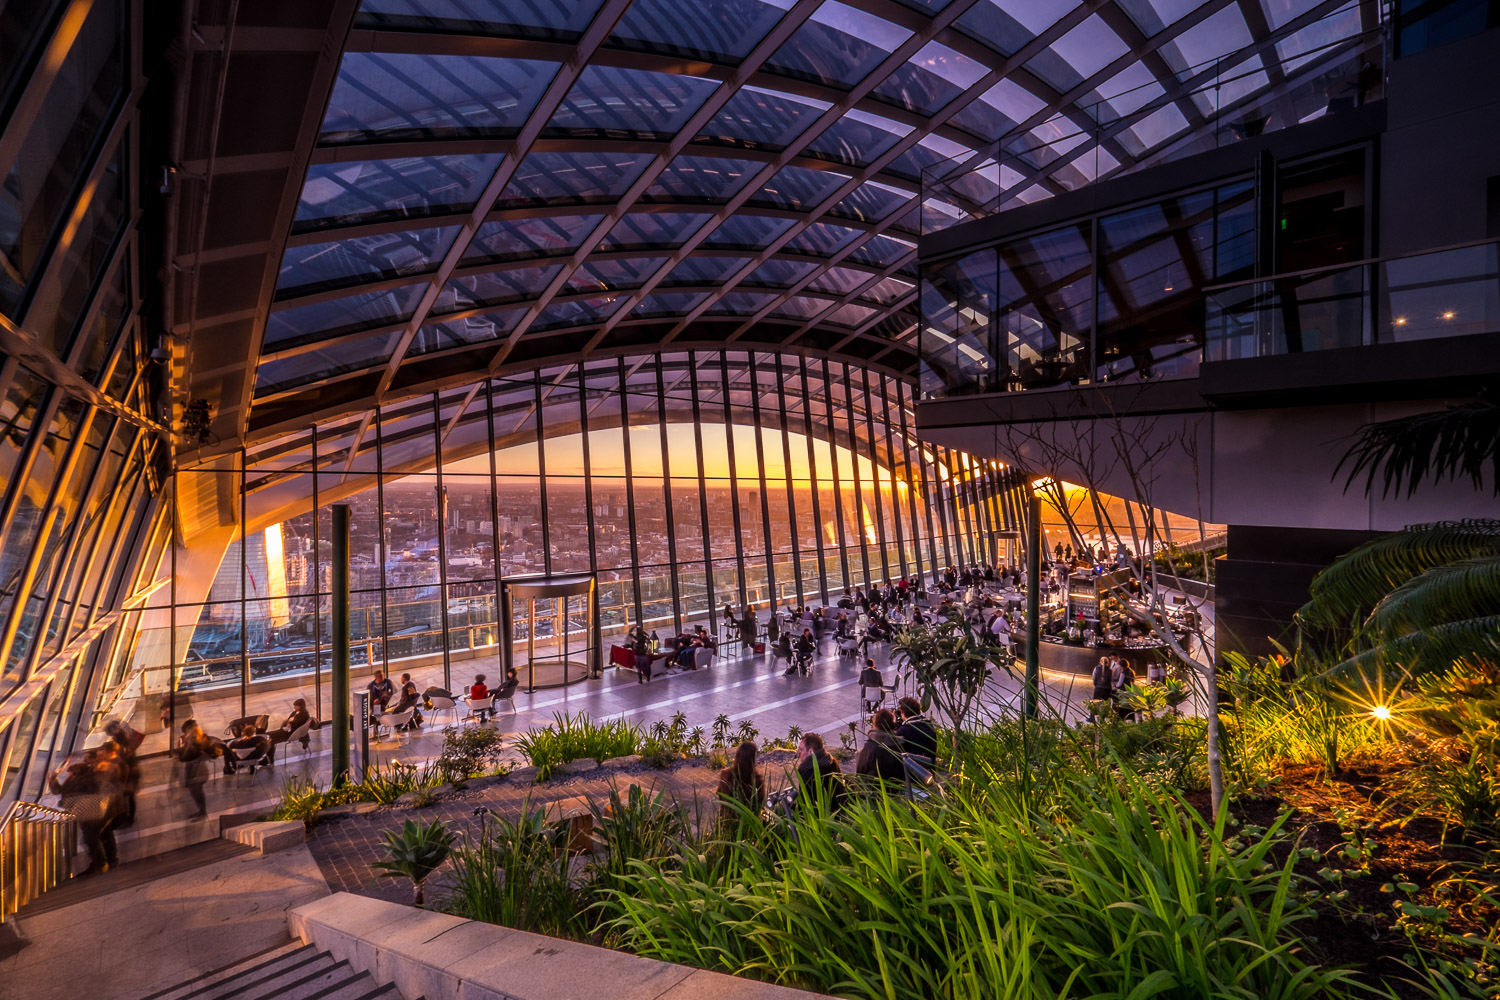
xmin=1370 ymin=704 xmax=1391 ymax=720
xmin=1392 ymin=316 xmax=1407 ymax=326
xmin=1440 ymin=310 xmax=1455 ymax=320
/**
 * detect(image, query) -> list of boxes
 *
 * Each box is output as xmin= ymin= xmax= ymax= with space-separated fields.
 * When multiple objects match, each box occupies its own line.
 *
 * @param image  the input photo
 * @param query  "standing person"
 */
xmin=766 ymin=608 xmax=781 ymax=646
xmin=716 ymin=740 xmax=767 ymax=826
xmin=1092 ymin=656 xmax=1115 ymax=702
xmin=1112 ymin=655 xmax=1136 ymax=720
xmin=721 ymin=601 xmax=735 ymax=637
xmin=631 ymin=624 xmax=653 ymax=684
xmin=51 ymin=752 xmax=123 ymax=876
xmin=1147 ymin=656 xmax=1168 ymax=685
xmin=102 ymin=720 xmax=143 ymax=828
xmin=176 ymin=719 xmax=220 ymax=820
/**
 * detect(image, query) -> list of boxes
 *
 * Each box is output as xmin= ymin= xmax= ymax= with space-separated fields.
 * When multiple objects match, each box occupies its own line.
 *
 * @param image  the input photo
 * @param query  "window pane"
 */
xmin=355 ymin=0 xmax=605 ymax=42
xmin=277 ymin=226 xmax=459 ymax=298
xmin=295 ymin=154 xmax=502 ymax=231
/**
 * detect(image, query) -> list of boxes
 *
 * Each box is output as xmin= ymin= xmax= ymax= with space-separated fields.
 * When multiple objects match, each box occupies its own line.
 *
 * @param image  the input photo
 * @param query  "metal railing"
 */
xmin=920 ymin=8 xmax=1387 ymax=235
xmin=1204 ymin=238 xmax=1500 ymax=361
xmin=0 ymin=801 xmax=76 ymax=922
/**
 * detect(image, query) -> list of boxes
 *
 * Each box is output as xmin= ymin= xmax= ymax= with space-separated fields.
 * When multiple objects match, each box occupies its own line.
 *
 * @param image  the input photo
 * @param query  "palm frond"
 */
xmin=1298 ymin=519 xmax=1500 ymax=628
xmin=1335 ymin=400 xmax=1500 ymax=499
xmin=1364 ymin=555 xmax=1500 ymax=639
xmin=1321 ymin=614 xmax=1500 ymax=679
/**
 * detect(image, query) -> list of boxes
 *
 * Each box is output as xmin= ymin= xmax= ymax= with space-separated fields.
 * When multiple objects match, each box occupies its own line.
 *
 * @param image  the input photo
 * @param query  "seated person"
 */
xmin=391 ymin=673 xmax=423 ymax=730
xmin=469 ymin=675 xmax=492 ymax=721
xmin=422 ymin=684 xmax=455 ymax=710
xmin=834 ymin=612 xmax=851 ymax=639
xmin=694 ymin=625 xmax=716 ymax=650
xmin=793 ymin=733 xmax=846 ymax=815
xmin=675 ymin=639 xmax=700 ymax=668
xmin=894 ymin=697 xmax=938 ymax=764
xmin=266 ymin=699 xmax=312 ymax=762
xmin=855 ymin=709 xmax=907 ymax=783
xmin=858 ymin=657 xmax=885 ymax=690
xmin=367 ymin=670 xmax=394 ymax=725
xmin=493 ymin=668 xmax=519 ymax=702
xmin=225 ymin=724 xmax=271 ymax=773
xmin=716 ymin=740 xmax=767 ymax=826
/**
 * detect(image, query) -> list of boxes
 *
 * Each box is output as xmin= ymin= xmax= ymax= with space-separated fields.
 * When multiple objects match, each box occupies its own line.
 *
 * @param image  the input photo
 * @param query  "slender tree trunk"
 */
xmin=1205 ymin=662 xmax=1224 ymax=819
xmin=414 ymin=879 xmax=425 ymax=906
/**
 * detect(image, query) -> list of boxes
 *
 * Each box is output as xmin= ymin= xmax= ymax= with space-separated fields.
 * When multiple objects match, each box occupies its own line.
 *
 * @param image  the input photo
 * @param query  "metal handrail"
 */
xmin=0 ymin=800 xmax=76 ymax=922
xmin=1201 ymin=235 xmax=1500 ymax=293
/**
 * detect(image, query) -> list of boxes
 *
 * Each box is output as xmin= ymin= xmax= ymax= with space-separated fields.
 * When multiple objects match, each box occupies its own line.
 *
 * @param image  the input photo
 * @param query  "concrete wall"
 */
xmin=290 ymin=893 xmax=829 ymax=1000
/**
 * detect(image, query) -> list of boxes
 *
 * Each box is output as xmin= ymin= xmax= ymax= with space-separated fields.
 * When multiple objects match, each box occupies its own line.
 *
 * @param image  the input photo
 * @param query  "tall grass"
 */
xmin=445 ymin=804 xmax=581 ymax=937
xmin=513 ymin=712 xmax=642 ymax=780
xmin=599 ymin=770 xmax=1352 ymax=999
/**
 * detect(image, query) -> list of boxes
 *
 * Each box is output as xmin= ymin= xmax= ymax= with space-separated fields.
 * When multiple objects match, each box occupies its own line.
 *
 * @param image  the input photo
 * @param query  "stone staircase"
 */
xmin=134 ymin=941 xmax=415 ymax=1000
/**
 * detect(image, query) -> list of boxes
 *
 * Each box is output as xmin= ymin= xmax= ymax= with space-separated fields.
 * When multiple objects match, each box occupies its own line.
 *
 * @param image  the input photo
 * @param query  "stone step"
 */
xmin=132 ymin=945 xmax=417 ymax=1000
xmin=135 ymin=943 xmax=312 ymax=1000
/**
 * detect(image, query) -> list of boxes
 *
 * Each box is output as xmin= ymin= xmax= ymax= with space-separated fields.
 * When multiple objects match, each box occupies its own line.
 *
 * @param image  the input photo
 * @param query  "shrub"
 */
xmin=515 ymin=713 xmax=641 ymax=780
xmin=445 ymin=805 xmax=581 ymax=937
xmin=372 ymin=818 xmax=454 ymax=905
xmin=436 ymin=726 xmax=508 ymax=783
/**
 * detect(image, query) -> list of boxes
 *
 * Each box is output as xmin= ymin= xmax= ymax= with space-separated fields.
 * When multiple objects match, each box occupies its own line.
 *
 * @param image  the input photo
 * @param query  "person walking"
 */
xmin=176 ymin=719 xmax=221 ymax=820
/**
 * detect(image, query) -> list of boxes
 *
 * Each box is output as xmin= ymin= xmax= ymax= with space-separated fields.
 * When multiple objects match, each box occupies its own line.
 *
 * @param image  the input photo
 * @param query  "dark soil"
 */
xmin=1189 ymin=756 xmax=1497 ymax=997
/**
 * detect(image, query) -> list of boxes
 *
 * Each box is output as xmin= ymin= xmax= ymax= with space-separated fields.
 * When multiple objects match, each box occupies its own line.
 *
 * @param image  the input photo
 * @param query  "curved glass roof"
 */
xmin=257 ymin=0 xmax=1373 ymax=408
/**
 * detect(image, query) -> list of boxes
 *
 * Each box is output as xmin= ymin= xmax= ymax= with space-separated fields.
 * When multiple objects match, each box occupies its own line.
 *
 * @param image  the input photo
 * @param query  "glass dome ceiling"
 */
xmin=254 ymin=0 xmax=1373 ymax=408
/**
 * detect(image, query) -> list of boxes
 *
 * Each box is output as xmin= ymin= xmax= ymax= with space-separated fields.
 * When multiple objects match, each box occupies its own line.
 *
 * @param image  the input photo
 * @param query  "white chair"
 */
xmin=693 ymin=646 xmax=713 ymax=670
xmin=492 ymin=687 xmax=517 ymax=715
xmin=375 ymin=708 xmax=415 ymax=744
xmin=428 ymin=696 xmax=461 ymax=728
xmin=230 ymin=745 xmax=269 ymax=782
xmin=465 ymin=696 xmax=494 ymax=724
xmin=280 ymin=720 xmax=315 ymax=763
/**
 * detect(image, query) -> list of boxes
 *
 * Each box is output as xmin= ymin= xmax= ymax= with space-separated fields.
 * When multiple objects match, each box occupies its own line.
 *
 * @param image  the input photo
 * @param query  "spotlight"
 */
xmin=1370 ymin=705 xmax=1391 ymax=720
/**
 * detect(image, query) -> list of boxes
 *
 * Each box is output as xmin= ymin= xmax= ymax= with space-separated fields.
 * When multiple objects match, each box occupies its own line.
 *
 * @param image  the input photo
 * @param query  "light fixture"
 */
xmin=1369 ymin=704 xmax=1391 ymax=721
xmin=1440 ymin=310 xmax=1455 ymax=321
xmin=1392 ymin=316 xmax=1407 ymax=326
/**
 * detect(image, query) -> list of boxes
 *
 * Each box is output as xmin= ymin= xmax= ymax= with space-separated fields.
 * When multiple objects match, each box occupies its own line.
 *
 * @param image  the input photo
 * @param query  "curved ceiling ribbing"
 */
xmin=174 ymin=0 xmax=1376 ymax=459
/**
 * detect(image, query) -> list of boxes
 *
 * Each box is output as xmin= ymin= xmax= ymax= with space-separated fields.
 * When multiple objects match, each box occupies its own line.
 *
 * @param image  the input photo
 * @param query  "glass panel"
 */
xmin=265 ymin=283 xmax=425 ymax=349
xmin=565 ymin=257 xmax=665 ymax=294
xmin=699 ymin=213 xmax=793 ymax=250
xmin=660 ymin=256 xmax=747 ymax=285
xmin=276 ymin=226 xmax=459 ymax=298
xmin=608 ymin=0 xmax=795 ymax=63
xmin=741 ymin=258 xmax=817 ymax=287
xmin=801 ymin=110 xmax=908 ymax=167
xmin=295 ymin=154 xmax=502 ymax=231
xmin=409 ymin=310 xmax=526 ymax=356
xmin=437 ymin=265 xmax=563 ymax=312
xmin=765 ymin=1 xmax=910 ymax=89
xmin=633 ymin=291 xmax=707 ymax=317
xmin=643 ymin=155 xmax=759 ymax=203
xmin=0 ymin=0 xmax=124 ymax=316
xmin=545 ymin=66 xmax=719 ymax=138
xmin=497 ymin=152 xmax=652 ymax=207
xmin=321 ymin=53 xmax=558 ymax=143
xmin=871 ymin=41 xmax=986 ymax=115
xmin=355 ymin=0 xmax=605 ymax=41
xmin=846 ymin=233 xmax=915 ymax=268
xmin=829 ymin=302 xmax=879 ymax=328
xmin=770 ymin=295 xmax=830 ymax=320
xmin=532 ymin=294 xmax=624 ymax=331
xmin=601 ymin=212 xmax=711 ymax=250
xmin=706 ymin=290 xmax=778 ymax=314
xmin=830 ymin=180 xmax=911 ymax=223
xmin=463 ymin=214 xmax=604 ymax=264
xmin=255 ymin=335 xmax=398 ymax=394
xmin=783 ymin=222 xmax=861 ymax=256
xmin=747 ymin=164 xmax=850 ymax=211
xmin=695 ymin=85 xmax=829 ymax=151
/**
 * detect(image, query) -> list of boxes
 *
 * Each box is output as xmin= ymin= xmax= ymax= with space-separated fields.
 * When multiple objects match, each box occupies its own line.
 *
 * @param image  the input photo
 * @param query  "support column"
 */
xmin=331 ymin=504 xmax=350 ymax=787
xmin=1024 ymin=489 xmax=1041 ymax=719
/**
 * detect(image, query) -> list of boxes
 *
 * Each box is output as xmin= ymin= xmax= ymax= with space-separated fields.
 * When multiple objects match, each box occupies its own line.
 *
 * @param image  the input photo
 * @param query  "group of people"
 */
xmin=715 ymin=697 xmax=939 ymax=823
xmin=627 ymin=623 xmax=717 ymax=683
xmin=49 ymin=720 xmax=143 ymax=876
xmin=365 ymin=667 xmax=518 ymax=727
